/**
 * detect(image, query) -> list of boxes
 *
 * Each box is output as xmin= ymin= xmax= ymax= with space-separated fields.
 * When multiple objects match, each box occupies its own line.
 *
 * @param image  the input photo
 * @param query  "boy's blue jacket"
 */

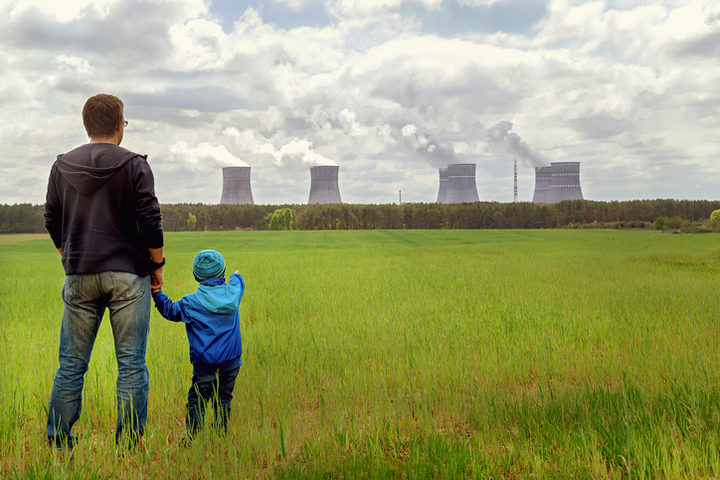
xmin=152 ymin=273 xmax=244 ymax=374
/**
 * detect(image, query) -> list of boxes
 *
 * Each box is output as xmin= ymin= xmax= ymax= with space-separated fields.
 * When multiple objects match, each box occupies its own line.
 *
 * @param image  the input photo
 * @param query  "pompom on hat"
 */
xmin=192 ymin=249 xmax=226 ymax=281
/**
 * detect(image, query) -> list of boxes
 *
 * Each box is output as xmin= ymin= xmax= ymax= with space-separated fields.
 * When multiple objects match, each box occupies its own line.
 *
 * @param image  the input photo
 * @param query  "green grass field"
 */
xmin=2 ymin=229 xmax=720 ymax=479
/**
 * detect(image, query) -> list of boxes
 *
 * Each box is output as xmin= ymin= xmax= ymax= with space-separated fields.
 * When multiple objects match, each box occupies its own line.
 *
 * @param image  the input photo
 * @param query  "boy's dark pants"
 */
xmin=186 ymin=366 xmax=240 ymax=436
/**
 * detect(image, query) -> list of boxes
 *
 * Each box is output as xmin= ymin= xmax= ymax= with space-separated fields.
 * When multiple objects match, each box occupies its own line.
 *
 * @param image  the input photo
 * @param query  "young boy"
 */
xmin=152 ymin=249 xmax=244 ymax=441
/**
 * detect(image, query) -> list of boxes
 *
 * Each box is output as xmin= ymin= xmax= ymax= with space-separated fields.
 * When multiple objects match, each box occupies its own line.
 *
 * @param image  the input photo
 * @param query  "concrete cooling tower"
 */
xmin=307 ymin=165 xmax=342 ymax=204
xmin=550 ymin=162 xmax=583 ymax=202
xmin=436 ymin=168 xmax=448 ymax=203
xmin=439 ymin=163 xmax=479 ymax=204
xmin=532 ymin=162 xmax=583 ymax=203
xmin=532 ymin=166 xmax=552 ymax=203
xmin=220 ymin=166 xmax=254 ymax=205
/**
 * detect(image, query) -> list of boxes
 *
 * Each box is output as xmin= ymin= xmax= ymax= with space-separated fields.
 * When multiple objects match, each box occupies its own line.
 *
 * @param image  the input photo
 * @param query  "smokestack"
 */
xmin=308 ymin=165 xmax=342 ymax=204
xmin=549 ymin=162 xmax=583 ymax=202
xmin=220 ymin=166 xmax=254 ymax=205
xmin=513 ymin=158 xmax=518 ymax=203
xmin=532 ymin=166 xmax=552 ymax=203
xmin=443 ymin=163 xmax=479 ymax=204
xmin=436 ymin=167 xmax=448 ymax=203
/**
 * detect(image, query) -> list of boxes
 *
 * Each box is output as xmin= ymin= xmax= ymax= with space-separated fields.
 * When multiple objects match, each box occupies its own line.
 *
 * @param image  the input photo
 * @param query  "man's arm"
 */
xmin=132 ymin=158 xmax=163 ymax=248
xmin=44 ymin=165 xmax=63 ymax=252
xmin=132 ymin=157 xmax=165 ymax=290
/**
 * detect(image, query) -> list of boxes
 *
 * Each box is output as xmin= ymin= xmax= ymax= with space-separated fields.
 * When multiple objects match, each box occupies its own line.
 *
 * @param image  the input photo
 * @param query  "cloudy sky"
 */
xmin=2 ymin=0 xmax=719 ymax=205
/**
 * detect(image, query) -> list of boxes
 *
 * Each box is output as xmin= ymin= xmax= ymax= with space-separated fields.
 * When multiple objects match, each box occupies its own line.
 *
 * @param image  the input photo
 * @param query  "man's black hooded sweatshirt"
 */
xmin=45 ymin=143 xmax=163 ymax=276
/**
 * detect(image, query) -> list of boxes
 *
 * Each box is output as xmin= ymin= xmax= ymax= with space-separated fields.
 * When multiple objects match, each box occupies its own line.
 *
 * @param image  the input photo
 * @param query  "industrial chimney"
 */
xmin=532 ymin=166 xmax=552 ymax=203
xmin=308 ymin=165 xmax=342 ymax=204
xmin=220 ymin=166 xmax=254 ymax=205
xmin=549 ymin=162 xmax=583 ymax=202
xmin=436 ymin=167 xmax=448 ymax=203
xmin=513 ymin=158 xmax=518 ymax=203
xmin=443 ymin=163 xmax=479 ymax=204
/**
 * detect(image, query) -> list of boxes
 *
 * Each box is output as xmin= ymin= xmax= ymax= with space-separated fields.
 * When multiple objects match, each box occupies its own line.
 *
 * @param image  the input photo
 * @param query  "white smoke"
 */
xmin=169 ymin=141 xmax=249 ymax=170
xmin=277 ymin=138 xmax=337 ymax=168
xmin=399 ymin=123 xmax=461 ymax=167
xmin=338 ymin=108 xmax=369 ymax=137
xmin=486 ymin=121 xmax=548 ymax=168
xmin=223 ymin=127 xmax=336 ymax=168
xmin=401 ymin=123 xmax=417 ymax=137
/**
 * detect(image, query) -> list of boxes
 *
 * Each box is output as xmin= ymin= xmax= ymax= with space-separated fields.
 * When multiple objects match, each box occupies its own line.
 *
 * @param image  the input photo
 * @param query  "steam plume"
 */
xmin=400 ymin=123 xmax=461 ymax=167
xmin=486 ymin=121 xmax=548 ymax=168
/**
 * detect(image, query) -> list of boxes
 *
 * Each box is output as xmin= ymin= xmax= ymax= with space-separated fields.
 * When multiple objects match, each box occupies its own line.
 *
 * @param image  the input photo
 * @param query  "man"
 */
xmin=44 ymin=93 xmax=164 ymax=449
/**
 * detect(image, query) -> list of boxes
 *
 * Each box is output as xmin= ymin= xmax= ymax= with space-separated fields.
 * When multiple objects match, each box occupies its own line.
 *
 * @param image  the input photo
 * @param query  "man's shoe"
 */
xmin=49 ymin=433 xmax=77 ymax=451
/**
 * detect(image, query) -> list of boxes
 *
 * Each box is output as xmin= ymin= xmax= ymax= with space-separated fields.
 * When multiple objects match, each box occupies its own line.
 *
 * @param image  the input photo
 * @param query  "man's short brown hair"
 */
xmin=82 ymin=94 xmax=124 ymax=138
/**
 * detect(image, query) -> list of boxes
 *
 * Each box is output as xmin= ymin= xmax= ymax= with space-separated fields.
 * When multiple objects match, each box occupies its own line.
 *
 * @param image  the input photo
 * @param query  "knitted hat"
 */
xmin=192 ymin=249 xmax=226 ymax=281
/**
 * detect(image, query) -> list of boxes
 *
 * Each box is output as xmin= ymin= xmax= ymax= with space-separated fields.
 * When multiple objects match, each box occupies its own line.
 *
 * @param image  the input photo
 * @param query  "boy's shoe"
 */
xmin=49 ymin=433 xmax=77 ymax=451
xmin=179 ymin=435 xmax=193 ymax=448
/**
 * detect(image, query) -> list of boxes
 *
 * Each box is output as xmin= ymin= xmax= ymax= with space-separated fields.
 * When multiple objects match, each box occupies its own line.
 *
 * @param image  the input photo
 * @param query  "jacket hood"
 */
xmin=56 ymin=143 xmax=144 ymax=195
xmin=195 ymin=277 xmax=241 ymax=314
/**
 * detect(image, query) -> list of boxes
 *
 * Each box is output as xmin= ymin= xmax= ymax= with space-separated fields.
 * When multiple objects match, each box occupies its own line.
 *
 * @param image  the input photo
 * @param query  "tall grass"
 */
xmin=1 ymin=230 xmax=720 ymax=478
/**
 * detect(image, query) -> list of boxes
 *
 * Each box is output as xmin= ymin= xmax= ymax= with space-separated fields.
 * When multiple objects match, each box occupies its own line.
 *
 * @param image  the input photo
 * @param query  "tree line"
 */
xmin=3 ymin=199 xmax=720 ymax=233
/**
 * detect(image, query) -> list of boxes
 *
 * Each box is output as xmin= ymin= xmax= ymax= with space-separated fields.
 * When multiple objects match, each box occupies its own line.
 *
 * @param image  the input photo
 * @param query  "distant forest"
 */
xmin=3 ymin=200 xmax=720 ymax=233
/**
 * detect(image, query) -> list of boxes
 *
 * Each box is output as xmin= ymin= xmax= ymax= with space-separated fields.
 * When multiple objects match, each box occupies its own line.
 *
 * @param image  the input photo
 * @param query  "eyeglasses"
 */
xmin=123 ymin=120 xmax=128 ymax=127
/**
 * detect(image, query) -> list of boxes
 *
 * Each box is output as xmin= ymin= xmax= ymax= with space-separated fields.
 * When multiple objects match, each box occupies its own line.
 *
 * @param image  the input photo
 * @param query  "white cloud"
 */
xmin=54 ymin=54 xmax=94 ymax=74
xmin=328 ymin=0 xmax=441 ymax=18
xmin=278 ymin=0 xmax=313 ymax=10
xmin=1 ymin=0 xmax=720 ymax=204
xmin=8 ymin=0 xmax=122 ymax=22
xmin=458 ymin=0 xmax=500 ymax=6
xmin=401 ymin=124 xmax=417 ymax=136
xmin=337 ymin=108 xmax=369 ymax=136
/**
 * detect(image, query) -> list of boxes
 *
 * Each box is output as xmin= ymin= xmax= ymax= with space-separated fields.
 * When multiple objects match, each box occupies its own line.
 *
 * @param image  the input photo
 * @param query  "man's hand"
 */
xmin=151 ymin=268 xmax=163 ymax=293
xmin=149 ymin=246 xmax=164 ymax=292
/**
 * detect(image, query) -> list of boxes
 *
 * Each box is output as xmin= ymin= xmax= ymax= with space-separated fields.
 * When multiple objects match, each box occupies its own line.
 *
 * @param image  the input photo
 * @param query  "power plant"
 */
xmin=532 ymin=162 xmax=583 ymax=203
xmin=220 ymin=166 xmax=254 ymax=205
xmin=437 ymin=163 xmax=479 ymax=204
xmin=307 ymin=165 xmax=342 ymax=204
xmin=214 ymin=159 xmax=582 ymax=205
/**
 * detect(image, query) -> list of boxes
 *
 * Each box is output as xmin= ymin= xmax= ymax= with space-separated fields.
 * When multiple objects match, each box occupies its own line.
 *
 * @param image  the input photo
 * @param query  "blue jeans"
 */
xmin=47 ymin=271 xmax=151 ymax=447
xmin=186 ymin=367 xmax=240 ymax=437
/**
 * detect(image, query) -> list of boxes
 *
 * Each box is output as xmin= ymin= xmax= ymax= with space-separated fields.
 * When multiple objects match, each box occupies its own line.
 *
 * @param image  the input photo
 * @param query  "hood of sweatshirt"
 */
xmin=195 ymin=277 xmax=241 ymax=314
xmin=56 ymin=143 xmax=143 ymax=195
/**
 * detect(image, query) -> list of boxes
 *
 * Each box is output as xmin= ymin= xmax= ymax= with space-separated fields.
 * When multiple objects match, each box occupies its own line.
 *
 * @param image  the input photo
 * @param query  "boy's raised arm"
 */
xmin=229 ymin=271 xmax=244 ymax=287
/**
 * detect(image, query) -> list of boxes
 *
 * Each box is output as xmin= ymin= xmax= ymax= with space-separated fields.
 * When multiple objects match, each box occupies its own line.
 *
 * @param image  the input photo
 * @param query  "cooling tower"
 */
xmin=307 ymin=165 xmax=342 ymax=204
xmin=549 ymin=162 xmax=583 ymax=202
xmin=532 ymin=166 xmax=552 ymax=203
xmin=443 ymin=163 xmax=479 ymax=204
xmin=220 ymin=166 xmax=254 ymax=205
xmin=436 ymin=168 xmax=448 ymax=203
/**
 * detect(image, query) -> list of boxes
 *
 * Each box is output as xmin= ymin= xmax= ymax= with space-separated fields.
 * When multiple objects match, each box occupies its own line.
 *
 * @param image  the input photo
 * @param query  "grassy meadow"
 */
xmin=1 ymin=229 xmax=720 ymax=478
